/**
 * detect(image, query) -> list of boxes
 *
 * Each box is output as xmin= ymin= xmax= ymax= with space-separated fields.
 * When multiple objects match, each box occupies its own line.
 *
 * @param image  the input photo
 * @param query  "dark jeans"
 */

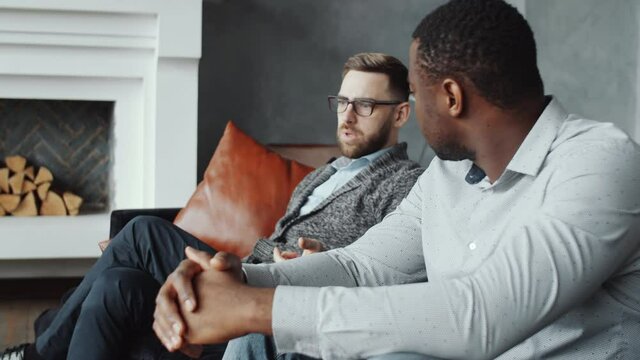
xmin=224 ymin=334 xmax=439 ymax=359
xmin=34 ymin=216 xmax=216 ymax=360
xmin=223 ymin=334 xmax=318 ymax=360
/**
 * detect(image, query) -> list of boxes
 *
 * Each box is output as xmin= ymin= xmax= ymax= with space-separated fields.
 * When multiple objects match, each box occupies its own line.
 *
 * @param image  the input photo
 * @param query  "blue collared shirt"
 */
xmin=298 ymin=146 xmax=392 ymax=216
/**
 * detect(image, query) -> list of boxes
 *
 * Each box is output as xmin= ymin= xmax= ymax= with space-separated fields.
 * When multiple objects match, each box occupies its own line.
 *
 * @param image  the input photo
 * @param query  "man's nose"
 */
xmin=341 ymin=103 xmax=357 ymax=123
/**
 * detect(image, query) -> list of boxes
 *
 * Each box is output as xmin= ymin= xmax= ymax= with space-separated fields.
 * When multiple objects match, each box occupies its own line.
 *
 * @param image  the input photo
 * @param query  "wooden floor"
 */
xmin=0 ymin=278 xmax=81 ymax=350
xmin=0 ymin=299 xmax=58 ymax=349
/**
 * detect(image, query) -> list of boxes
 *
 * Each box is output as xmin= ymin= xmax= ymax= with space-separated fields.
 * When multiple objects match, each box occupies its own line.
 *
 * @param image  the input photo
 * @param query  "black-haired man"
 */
xmin=154 ymin=0 xmax=640 ymax=359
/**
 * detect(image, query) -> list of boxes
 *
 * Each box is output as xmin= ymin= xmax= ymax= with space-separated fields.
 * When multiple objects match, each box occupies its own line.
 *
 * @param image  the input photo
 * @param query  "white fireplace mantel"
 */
xmin=0 ymin=0 xmax=201 ymax=276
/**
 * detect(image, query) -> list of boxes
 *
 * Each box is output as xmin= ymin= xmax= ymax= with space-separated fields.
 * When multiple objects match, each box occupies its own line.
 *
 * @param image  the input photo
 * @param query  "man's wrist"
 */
xmin=245 ymin=287 xmax=275 ymax=335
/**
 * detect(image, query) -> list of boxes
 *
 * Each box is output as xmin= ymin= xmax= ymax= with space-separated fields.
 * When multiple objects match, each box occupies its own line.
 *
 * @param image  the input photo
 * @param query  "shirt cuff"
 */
xmin=242 ymin=263 xmax=277 ymax=287
xmin=272 ymin=286 xmax=322 ymax=356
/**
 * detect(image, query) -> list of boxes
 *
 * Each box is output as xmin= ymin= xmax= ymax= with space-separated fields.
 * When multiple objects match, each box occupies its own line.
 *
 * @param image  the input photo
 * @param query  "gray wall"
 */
xmin=197 ymin=0 xmax=445 ymax=178
xmin=198 ymin=1 xmax=640 ymax=179
xmin=526 ymin=0 xmax=639 ymax=136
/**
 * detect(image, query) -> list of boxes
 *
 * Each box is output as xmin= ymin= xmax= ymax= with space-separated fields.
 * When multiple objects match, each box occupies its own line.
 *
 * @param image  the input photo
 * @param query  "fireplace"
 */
xmin=0 ymin=0 xmax=202 ymax=277
xmin=0 ymin=99 xmax=114 ymax=214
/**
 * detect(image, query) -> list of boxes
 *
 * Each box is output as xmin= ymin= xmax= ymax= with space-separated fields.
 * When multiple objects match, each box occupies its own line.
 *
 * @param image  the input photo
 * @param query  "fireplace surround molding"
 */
xmin=0 ymin=0 xmax=201 ymax=274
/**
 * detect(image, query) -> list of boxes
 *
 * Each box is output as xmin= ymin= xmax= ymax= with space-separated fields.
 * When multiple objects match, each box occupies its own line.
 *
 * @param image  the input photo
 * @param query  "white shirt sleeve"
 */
xmin=244 ymin=141 xmax=640 ymax=359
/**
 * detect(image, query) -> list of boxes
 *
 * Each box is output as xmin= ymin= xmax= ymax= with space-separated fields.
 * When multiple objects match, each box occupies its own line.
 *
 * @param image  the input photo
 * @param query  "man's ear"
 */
xmin=393 ymin=101 xmax=411 ymax=128
xmin=441 ymin=78 xmax=463 ymax=117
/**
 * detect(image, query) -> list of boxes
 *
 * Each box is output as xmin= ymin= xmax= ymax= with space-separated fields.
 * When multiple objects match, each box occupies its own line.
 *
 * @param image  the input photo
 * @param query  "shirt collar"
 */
xmin=463 ymin=96 xmax=568 ymax=185
xmin=331 ymin=145 xmax=394 ymax=170
xmin=505 ymin=96 xmax=567 ymax=177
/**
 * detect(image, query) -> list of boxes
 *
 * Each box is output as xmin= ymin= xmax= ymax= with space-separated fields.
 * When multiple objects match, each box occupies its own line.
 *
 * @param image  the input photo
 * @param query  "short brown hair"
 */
xmin=342 ymin=52 xmax=410 ymax=101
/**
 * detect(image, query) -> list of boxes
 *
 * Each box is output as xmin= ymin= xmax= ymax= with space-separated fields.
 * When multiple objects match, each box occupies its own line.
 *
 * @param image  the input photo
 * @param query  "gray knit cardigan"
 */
xmin=249 ymin=142 xmax=424 ymax=263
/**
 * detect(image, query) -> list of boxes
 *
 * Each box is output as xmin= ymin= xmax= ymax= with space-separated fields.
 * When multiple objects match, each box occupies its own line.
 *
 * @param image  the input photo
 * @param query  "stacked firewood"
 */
xmin=0 ymin=155 xmax=83 ymax=216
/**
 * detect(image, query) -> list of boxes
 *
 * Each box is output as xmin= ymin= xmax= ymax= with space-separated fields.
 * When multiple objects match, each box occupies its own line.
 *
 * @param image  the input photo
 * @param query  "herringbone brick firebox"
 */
xmin=0 ymin=99 xmax=113 ymax=213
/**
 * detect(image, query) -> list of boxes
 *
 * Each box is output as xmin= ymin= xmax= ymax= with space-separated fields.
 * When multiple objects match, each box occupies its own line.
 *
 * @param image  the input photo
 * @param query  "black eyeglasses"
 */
xmin=327 ymin=96 xmax=403 ymax=117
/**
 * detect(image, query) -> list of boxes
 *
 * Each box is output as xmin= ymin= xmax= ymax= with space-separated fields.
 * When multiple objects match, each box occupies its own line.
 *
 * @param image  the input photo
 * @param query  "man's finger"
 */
xmin=169 ymin=260 xmax=201 ymax=312
xmin=210 ymin=251 xmax=241 ymax=271
xmin=273 ymin=247 xmax=285 ymax=263
xmin=185 ymin=246 xmax=213 ymax=270
xmin=155 ymin=286 xmax=185 ymax=337
xmin=179 ymin=344 xmax=204 ymax=358
xmin=298 ymin=237 xmax=325 ymax=252
xmin=280 ymin=251 xmax=300 ymax=259
xmin=154 ymin=287 xmax=185 ymax=351
xmin=153 ymin=319 xmax=175 ymax=351
xmin=274 ymin=247 xmax=299 ymax=262
xmin=153 ymin=313 xmax=183 ymax=351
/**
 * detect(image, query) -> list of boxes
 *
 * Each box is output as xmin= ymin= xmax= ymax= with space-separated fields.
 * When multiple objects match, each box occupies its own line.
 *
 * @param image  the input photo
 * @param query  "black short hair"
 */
xmin=412 ymin=0 xmax=543 ymax=108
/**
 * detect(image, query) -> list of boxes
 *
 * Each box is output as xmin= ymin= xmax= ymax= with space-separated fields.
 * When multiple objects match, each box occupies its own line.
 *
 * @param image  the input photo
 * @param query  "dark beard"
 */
xmin=433 ymin=142 xmax=475 ymax=161
xmin=336 ymin=120 xmax=392 ymax=159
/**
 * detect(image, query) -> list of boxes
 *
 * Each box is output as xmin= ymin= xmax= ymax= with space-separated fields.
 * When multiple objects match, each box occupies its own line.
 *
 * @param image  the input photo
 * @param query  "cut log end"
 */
xmin=0 ymin=194 xmax=20 ymax=213
xmin=24 ymin=166 xmax=35 ymax=181
xmin=13 ymin=192 xmax=37 ymax=216
xmin=37 ymin=182 xmax=51 ymax=201
xmin=5 ymin=155 xmax=27 ymax=173
xmin=9 ymin=173 xmax=24 ymax=195
xmin=40 ymin=191 xmax=67 ymax=216
xmin=22 ymin=179 xmax=36 ymax=193
xmin=0 ymin=168 xmax=8 ymax=193
xmin=34 ymin=166 xmax=53 ymax=185
xmin=63 ymin=192 xmax=83 ymax=212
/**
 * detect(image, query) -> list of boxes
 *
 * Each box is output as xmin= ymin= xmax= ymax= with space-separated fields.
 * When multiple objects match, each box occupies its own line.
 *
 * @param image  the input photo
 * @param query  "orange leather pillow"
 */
xmin=173 ymin=121 xmax=314 ymax=257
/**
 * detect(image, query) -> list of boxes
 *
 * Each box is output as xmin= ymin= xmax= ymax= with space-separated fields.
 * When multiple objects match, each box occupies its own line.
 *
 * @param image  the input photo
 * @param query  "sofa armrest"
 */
xmin=109 ymin=208 xmax=182 ymax=238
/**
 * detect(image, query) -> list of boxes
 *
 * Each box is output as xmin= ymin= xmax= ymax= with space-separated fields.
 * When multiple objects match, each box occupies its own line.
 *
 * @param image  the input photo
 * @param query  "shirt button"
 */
xmin=468 ymin=242 xmax=477 ymax=250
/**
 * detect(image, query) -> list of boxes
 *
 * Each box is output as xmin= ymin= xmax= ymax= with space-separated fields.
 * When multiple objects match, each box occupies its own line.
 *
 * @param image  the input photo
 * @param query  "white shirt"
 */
xmin=244 ymin=98 xmax=640 ymax=359
xmin=298 ymin=146 xmax=392 ymax=216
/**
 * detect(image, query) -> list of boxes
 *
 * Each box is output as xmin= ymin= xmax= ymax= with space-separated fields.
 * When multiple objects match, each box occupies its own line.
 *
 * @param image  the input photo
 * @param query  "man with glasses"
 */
xmin=1 ymin=52 xmax=423 ymax=360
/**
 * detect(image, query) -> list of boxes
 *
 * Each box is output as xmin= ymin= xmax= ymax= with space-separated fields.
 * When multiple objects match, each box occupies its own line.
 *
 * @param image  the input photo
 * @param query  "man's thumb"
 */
xmin=298 ymin=237 xmax=324 ymax=252
xmin=210 ymin=251 xmax=240 ymax=271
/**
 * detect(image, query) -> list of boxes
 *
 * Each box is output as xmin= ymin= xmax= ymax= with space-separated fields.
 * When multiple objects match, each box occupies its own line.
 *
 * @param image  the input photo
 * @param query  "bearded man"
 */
xmin=0 ymin=52 xmax=423 ymax=360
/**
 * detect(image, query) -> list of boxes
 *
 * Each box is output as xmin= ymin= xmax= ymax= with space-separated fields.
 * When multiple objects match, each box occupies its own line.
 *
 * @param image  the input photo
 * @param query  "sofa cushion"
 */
xmin=173 ymin=121 xmax=314 ymax=257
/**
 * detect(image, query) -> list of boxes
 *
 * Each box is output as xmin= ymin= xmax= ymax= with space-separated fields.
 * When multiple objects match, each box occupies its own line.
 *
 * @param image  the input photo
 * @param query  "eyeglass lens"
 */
xmin=330 ymin=98 xmax=374 ymax=116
